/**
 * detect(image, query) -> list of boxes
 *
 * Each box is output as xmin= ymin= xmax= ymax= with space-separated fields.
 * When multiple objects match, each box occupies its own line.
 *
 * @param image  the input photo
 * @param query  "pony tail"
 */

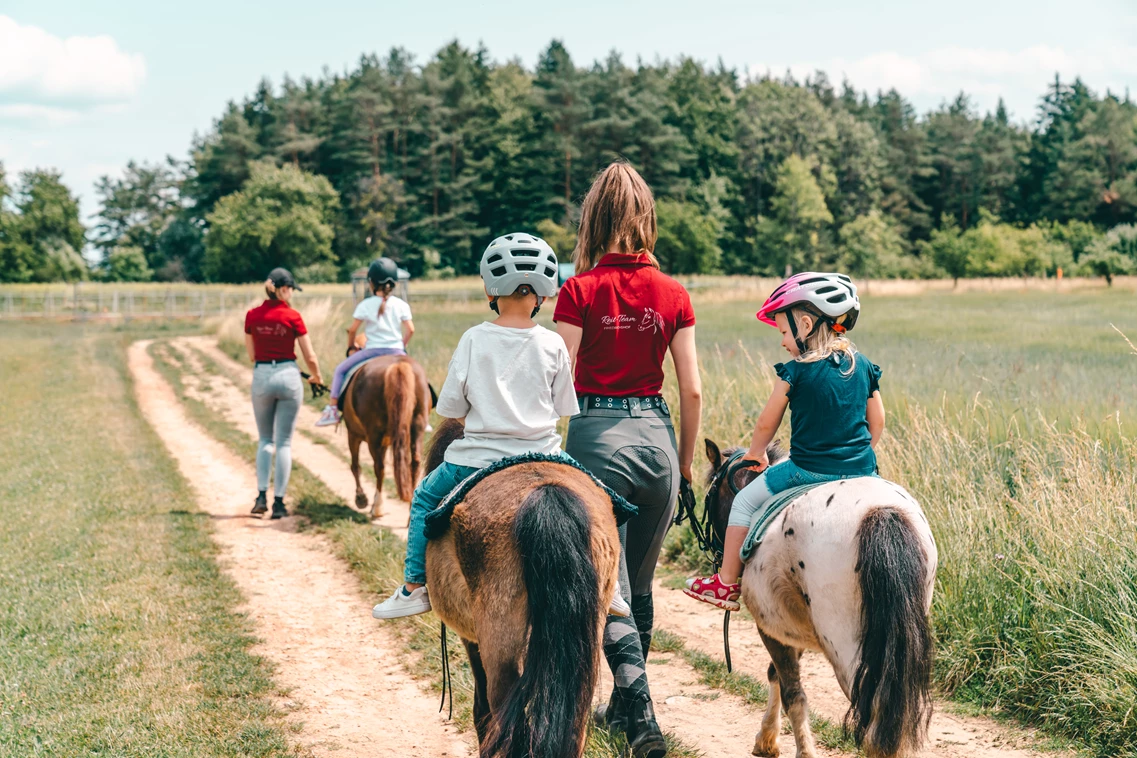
xmin=377 ymin=283 xmax=394 ymax=316
xmin=264 ymin=279 xmax=278 ymax=300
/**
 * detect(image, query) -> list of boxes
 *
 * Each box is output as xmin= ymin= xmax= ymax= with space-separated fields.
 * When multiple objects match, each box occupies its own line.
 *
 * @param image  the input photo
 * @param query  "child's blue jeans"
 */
xmin=404 ymin=461 xmax=479 ymax=585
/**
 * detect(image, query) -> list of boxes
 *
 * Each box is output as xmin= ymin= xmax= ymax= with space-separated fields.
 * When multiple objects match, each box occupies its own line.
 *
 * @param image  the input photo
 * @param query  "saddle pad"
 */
xmin=739 ymin=483 xmax=826 ymax=563
xmin=423 ymin=452 xmax=638 ymax=540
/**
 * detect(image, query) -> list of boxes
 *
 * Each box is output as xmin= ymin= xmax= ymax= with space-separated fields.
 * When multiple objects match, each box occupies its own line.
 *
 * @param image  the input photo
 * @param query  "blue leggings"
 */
xmin=727 ymin=459 xmax=853 ymax=529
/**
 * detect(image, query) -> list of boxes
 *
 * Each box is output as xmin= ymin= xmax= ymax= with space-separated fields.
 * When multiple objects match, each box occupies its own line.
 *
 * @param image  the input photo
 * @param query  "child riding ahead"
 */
xmin=372 ymin=233 xmax=631 ymax=619
xmin=316 ymin=257 xmax=414 ymax=428
xmin=685 ymin=272 xmax=885 ymax=610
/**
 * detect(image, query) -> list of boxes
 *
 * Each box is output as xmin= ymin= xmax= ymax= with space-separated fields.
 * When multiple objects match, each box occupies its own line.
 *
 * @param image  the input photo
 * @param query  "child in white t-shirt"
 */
xmin=371 ymin=232 xmax=630 ymax=620
xmin=316 ymin=258 xmax=413 ymax=427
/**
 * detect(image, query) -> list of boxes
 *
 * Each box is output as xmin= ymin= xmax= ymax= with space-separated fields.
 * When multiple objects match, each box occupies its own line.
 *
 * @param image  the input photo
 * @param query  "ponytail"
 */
xmin=375 ymin=282 xmax=395 ymax=316
xmin=264 ymin=279 xmax=278 ymax=300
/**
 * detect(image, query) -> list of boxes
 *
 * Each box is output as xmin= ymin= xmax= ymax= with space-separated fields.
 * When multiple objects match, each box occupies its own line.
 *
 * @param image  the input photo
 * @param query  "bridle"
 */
xmin=676 ymin=448 xmax=751 ymax=567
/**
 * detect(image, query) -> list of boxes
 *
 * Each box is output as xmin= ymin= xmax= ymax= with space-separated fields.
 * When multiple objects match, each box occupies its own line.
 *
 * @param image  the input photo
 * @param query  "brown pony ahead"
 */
xmin=340 ymin=354 xmax=430 ymax=519
xmin=424 ymin=419 xmax=621 ymax=758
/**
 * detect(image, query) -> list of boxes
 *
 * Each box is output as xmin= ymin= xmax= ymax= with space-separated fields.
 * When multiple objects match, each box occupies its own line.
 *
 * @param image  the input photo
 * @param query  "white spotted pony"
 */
xmin=700 ymin=439 xmax=938 ymax=758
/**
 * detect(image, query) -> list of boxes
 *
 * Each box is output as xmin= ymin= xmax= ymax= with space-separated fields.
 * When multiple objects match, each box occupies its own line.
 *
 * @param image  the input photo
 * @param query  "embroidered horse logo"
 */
xmin=638 ymin=307 xmax=665 ymax=334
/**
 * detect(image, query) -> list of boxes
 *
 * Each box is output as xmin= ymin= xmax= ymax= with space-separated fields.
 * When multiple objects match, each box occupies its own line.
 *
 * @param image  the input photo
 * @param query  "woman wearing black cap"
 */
xmin=244 ymin=267 xmax=324 ymax=518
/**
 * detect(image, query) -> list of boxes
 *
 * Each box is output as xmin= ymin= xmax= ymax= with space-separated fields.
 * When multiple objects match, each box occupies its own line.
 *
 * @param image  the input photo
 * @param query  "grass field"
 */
xmin=215 ymin=283 xmax=1137 ymax=757
xmin=0 ymin=324 xmax=294 ymax=758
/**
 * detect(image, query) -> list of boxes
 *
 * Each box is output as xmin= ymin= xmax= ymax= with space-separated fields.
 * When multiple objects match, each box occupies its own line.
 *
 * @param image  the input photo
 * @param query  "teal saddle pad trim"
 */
xmin=739 ymin=483 xmax=826 ymax=563
xmin=423 ymin=452 xmax=638 ymax=540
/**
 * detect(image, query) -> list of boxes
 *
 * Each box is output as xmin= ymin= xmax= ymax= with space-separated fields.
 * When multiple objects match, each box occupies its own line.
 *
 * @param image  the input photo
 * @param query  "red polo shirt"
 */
xmin=553 ymin=253 xmax=695 ymax=397
xmin=244 ymin=300 xmax=308 ymax=362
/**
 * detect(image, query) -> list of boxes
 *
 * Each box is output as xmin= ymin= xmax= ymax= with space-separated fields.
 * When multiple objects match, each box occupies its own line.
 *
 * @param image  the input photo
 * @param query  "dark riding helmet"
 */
xmin=367 ymin=257 xmax=399 ymax=288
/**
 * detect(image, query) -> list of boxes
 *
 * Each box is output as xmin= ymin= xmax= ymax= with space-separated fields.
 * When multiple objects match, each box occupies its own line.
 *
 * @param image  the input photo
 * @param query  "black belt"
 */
xmin=579 ymin=394 xmax=669 ymax=413
xmin=255 ymin=359 xmax=296 ymax=366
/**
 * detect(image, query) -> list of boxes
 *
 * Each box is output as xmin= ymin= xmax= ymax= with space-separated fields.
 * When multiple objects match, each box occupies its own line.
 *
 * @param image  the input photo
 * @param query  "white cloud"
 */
xmin=0 ymin=15 xmax=145 ymax=123
xmin=751 ymin=44 xmax=1137 ymax=120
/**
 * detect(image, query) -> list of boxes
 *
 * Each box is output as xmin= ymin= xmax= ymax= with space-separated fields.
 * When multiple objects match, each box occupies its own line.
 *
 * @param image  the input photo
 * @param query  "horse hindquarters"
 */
xmin=847 ymin=507 xmax=934 ymax=758
xmin=481 ymin=484 xmax=609 ymax=758
xmin=384 ymin=361 xmax=417 ymax=502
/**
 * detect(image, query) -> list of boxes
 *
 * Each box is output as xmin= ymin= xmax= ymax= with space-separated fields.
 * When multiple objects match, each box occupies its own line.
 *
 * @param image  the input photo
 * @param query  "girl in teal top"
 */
xmin=685 ymin=272 xmax=885 ymax=610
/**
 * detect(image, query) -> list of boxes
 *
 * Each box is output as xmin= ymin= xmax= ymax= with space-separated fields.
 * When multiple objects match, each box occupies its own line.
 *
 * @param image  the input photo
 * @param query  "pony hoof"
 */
xmin=752 ymin=738 xmax=779 ymax=757
xmin=355 ymin=494 xmax=368 ymax=508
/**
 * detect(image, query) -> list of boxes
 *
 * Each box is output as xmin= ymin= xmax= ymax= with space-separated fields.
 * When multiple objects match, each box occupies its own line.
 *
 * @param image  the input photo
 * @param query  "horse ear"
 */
xmin=704 ymin=438 xmax=722 ymax=471
xmin=767 ymin=438 xmax=787 ymax=463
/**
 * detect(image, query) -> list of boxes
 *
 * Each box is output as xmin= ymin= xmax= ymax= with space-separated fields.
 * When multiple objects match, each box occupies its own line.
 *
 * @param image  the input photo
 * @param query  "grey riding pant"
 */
xmin=251 ymin=361 xmax=303 ymax=498
xmin=566 ymin=398 xmax=680 ymax=596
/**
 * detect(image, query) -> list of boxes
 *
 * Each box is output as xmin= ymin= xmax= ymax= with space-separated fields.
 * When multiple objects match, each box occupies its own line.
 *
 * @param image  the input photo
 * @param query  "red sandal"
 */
xmin=683 ymin=573 xmax=741 ymax=611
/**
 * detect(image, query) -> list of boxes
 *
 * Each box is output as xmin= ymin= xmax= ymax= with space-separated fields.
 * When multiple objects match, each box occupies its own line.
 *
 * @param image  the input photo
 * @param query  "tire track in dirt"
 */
xmin=129 ymin=340 xmax=470 ymax=758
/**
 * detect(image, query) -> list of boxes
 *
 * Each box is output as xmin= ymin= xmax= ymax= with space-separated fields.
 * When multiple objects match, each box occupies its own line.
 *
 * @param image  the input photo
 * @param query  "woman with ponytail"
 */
xmin=554 ymin=162 xmax=702 ymax=758
xmin=245 ymin=268 xmax=323 ymax=518
xmin=316 ymin=257 xmax=415 ymax=427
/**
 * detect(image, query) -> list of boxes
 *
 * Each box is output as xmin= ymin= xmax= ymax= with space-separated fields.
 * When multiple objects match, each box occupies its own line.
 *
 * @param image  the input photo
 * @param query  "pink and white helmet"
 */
xmin=757 ymin=272 xmax=860 ymax=333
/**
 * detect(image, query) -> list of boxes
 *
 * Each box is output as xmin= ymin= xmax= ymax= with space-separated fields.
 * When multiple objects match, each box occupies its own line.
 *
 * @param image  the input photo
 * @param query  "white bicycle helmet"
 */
xmin=480 ymin=233 xmax=559 ymax=317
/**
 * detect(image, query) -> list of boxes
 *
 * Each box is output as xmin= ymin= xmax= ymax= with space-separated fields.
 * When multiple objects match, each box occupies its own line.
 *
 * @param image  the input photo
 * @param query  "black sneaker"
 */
xmin=251 ymin=492 xmax=268 ymax=515
xmin=270 ymin=497 xmax=288 ymax=520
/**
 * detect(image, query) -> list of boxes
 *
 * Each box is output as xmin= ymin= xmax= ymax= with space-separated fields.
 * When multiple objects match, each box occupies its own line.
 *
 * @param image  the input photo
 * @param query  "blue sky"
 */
xmin=2 ymin=0 xmax=1135 ymax=222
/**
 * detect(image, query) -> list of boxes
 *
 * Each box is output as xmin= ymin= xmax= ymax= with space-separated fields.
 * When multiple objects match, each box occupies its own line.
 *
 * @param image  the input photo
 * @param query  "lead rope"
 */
xmin=675 ymin=458 xmax=742 ymax=674
xmin=438 ymin=622 xmax=453 ymax=720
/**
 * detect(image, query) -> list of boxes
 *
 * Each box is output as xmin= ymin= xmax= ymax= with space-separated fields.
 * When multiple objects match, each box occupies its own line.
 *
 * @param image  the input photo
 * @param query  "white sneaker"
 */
xmin=372 ymin=585 xmax=431 ymax=619
xmin=610 ymin=591 xmax=631 ymax=618
xmin=314 ymin=405 xmax=341 ymax=427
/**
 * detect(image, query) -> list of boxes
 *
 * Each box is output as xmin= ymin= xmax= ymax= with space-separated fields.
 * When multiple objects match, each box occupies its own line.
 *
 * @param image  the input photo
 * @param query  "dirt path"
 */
xmin=129 ymin=340 xmax=469 ymax=758
xmin=160 ymin=335 xmax=1063 ymax=758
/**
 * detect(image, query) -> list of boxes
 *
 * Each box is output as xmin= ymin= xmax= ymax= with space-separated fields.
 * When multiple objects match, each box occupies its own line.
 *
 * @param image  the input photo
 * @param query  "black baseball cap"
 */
xmin=267 ymin=267 xmax=302 ymax=291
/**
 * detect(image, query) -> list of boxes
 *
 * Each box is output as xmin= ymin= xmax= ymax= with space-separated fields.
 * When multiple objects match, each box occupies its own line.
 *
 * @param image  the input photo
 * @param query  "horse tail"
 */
xmin=384 ymin=361 xmax=416 ymax=501
xmin=847 ymin=506 xmax=934 ymax=758
xmin=483 ymin=484 xmax=601 ymax=758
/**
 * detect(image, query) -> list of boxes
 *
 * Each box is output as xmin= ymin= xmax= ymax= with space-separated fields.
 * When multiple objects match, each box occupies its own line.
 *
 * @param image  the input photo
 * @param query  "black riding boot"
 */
xmin=624 ymin=694 xmax=667 ymax=758
xmin=592 ymin=687 xmax=626 ymax=730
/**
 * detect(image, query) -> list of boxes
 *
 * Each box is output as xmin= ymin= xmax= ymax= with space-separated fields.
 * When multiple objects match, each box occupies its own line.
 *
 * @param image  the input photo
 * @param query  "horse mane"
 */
xmin=424 ymin=417 xmax=465 ymax=476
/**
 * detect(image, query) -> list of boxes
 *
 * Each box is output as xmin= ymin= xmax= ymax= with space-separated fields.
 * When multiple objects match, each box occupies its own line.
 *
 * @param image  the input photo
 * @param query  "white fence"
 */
xmin=0 ymin=283 xmax=485 ymax=321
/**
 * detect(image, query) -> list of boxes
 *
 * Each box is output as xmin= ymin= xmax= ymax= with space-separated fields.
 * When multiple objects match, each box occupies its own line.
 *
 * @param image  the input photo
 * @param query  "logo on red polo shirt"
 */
xmin=638 ymin=307 xmax=665 ymax=334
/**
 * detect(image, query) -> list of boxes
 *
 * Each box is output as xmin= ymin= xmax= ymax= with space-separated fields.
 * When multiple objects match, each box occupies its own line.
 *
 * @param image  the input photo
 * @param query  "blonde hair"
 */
xmin=264 ymin=279 xmax=278 ymax=300
xmin=790 ymin=305 xmax=858 ymax=371
xmin=573 ymin=162 xmax=660 ymax=275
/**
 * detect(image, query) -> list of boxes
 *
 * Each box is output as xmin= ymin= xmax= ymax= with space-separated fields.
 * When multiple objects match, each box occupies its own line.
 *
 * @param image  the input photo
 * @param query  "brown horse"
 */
xmin=341 ymin=354 xmax=431 ymax=519
xmin=424 ymin=419 xmax=621 ymax=758
xmin=703 ymin=438 xmax=936 ymax=758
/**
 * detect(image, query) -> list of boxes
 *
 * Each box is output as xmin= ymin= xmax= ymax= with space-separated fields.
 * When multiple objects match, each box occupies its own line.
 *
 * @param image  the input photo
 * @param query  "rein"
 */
xmin=674 ymin=448 xmax=750 ymax=672
xmin=299 ymin=371 xmax=330 ymax=399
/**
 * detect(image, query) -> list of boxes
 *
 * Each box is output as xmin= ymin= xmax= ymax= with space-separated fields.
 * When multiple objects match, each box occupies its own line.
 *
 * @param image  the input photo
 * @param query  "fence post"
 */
xmin=6 ymin=292 xmax=12 ymax=317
